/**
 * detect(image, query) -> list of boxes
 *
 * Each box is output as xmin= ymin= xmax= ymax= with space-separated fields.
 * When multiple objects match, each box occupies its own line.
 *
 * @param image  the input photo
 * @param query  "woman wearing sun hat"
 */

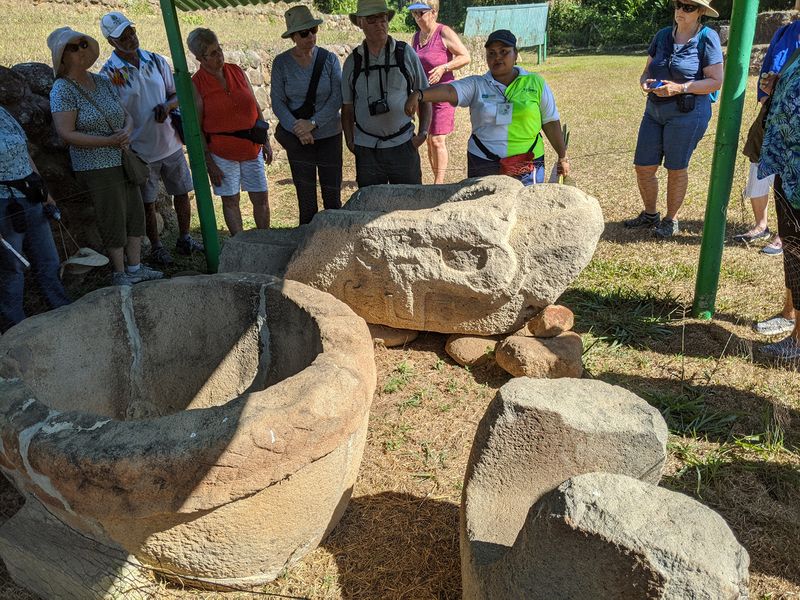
xmin=409 ymin=0 xmax=470 ymax=184
xmin=271 ymin=5 xmax=343 ymax=225
xmin=48 ymin=26 xmax=163 ymax=287
xmin=625 ymin=0 xmax=723 ymax=239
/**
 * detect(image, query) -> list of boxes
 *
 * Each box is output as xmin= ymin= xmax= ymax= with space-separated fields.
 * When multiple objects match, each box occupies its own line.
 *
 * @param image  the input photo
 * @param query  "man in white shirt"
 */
xmin=100 ymin=12 xmax=203 ymax=266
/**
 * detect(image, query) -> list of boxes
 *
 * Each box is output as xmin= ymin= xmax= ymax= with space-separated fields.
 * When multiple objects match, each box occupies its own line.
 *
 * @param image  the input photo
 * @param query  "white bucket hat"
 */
xmin=61 ymin=247 xmax=109 ymax=276
xmin=46 ymin=27 xmax=100 ymax=77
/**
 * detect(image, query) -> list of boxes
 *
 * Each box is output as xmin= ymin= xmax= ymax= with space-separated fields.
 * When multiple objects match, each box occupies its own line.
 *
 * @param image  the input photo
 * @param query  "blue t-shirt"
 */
xmin=757 ymin=21 xmax=800 ymax=101
xmin=647 ymin=26 xmax=723 ymax=84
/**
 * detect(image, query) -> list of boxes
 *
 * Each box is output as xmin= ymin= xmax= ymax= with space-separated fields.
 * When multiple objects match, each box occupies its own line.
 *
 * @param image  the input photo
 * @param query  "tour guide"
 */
xmin=405 ymin=29 xmax=569 ymax=186
xmin=342 ymin=0 xmax=431 ymax=188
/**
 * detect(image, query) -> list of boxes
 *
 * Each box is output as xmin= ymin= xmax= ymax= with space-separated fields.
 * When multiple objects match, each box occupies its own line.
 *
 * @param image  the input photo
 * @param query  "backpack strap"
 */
xmin=394 ymin=40 xmax=412 ymax=97
xmin=290 ymin=47 xmax=329 ymax=120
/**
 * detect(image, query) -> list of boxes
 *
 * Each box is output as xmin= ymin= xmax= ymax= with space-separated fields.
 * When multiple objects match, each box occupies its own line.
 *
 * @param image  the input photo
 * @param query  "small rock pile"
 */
xmin=446 ymin=304 xmax=582 ymax=378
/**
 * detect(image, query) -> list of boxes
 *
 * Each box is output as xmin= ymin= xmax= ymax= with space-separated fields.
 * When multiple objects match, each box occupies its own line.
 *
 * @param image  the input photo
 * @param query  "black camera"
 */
xmin=368 ymin=97 xmax=390 ymax=116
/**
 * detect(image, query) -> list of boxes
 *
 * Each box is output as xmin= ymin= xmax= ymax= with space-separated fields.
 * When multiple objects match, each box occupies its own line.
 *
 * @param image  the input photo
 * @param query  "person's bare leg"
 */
xmin=248 ymin=191 xmax=270 ymax=229
xmin=144 ymin=203 xmax=161 ymax=247
xmin=125 ymin=236 xmax=142 ymax=266
xmin=782 ymin=288 xmax=796 ymax=320
xmin=222 ymin=194 xmax=244 ymax=236
xmin=665 ymin=168 xmax=688 ymax=221
xmin=429 ymin=134 xmax=448 ymax=185
xmin=108 ymin=247 xmax=125 ymax=273
xmin=634 ymin=165 xmax=659 ymax=213
xmin=749 ymin=194 xmax=769 ymax=232
xmin=173 ymin=193 xmax=192 ymax=237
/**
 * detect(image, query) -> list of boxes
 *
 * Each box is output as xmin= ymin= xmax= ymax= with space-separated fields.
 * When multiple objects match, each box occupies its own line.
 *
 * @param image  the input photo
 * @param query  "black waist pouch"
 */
xmin=676 ymin=94 xmax=696 ymax=113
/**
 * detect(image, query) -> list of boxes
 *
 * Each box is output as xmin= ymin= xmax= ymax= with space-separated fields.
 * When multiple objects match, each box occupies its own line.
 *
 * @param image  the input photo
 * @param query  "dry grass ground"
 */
xmin=1 ymin=2 xmax=799 ymax=599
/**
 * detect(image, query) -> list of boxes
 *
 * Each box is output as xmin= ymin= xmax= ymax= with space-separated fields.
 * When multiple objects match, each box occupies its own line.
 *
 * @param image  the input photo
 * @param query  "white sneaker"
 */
xmin=111 ymin=271 xmax=134 ymax=287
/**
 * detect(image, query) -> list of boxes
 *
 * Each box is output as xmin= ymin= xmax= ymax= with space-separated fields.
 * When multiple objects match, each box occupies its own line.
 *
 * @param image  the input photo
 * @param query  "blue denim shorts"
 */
xmin=633 ymin=95 xmax=712 ymax=170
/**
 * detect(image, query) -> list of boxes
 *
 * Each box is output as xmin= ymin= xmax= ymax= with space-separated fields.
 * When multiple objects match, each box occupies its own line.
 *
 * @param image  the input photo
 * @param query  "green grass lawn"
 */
xmin=1 ymin=2 xmax=799 ymax=598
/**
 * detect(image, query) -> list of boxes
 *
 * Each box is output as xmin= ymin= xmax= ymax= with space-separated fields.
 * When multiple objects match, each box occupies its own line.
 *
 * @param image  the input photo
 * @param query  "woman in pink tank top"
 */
xmin=411 ymin=0 xmax=470 ymax=184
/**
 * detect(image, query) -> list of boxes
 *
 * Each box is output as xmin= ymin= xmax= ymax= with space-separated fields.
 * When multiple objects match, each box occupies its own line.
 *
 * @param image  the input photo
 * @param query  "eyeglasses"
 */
xmin=297 ymin=26 xmax=319 ymax=38
xmin=673 ymin=1 xmax=700 ymax=12
xmin=411 ymin=10 xmax=430 ymax=18
xmin=486 ymin=48 xmax=514 ymax=60
xmin=364 ymin=13 xmax=389 ymax=24
xmin=64 ymin=39 xmax=90 ymax=53
xmin=203 ymin=46 xmax=223 ymax=59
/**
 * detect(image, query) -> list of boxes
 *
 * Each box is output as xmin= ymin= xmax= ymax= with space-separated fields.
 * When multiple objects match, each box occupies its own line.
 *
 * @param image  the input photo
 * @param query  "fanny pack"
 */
xmin=214 ymin=119 xmax=270 ymax=145
xmin=0 ymin=172 xmax=48 ymax=204
xmin=471 ymin=133 xmax=543 ymax=177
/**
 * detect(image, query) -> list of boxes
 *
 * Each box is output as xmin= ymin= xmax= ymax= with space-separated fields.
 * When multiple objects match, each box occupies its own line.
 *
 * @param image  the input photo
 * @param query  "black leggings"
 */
xmin=775 ymin=177 xmax=800 ymax=310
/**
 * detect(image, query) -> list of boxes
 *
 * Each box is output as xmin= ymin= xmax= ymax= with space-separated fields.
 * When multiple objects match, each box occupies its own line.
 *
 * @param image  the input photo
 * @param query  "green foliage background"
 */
xmin=314 ymin=0 xmax=797 ymax=47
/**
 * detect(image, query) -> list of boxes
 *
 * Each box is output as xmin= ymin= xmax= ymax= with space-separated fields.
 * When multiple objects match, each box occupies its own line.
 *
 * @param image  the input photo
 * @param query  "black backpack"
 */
xmin=350 ymin=38 xmax=414 ymax=142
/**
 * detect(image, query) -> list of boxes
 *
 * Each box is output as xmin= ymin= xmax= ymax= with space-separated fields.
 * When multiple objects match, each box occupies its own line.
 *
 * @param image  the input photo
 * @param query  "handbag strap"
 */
xmin=65 ymin=76 xmax=118 ymax=135
xmin=304 ymin=48 xmax=328 ymax=111
xmin=471 ymin=132 xmax=541 ymax=162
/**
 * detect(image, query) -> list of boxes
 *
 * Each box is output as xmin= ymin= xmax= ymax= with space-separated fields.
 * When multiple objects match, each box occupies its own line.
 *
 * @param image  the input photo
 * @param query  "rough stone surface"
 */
xmin=0 ymin=273 xmax=376 ymax=591
xmin=478 ymin=472 xmax=750 ymax=600
xmin=445 ymin=334 xmax=500 ymax=367
xmin=526 ymin=304 xmax=574 ymax=338
xmin=368 ymin=323 xmax=419 ymax=347
xmin=461 ymin=378 xmax=668 ymax=600
xmin=219 ymin=227 xmax=308 ymax=278
xmin=0 ymin=499 xmax=156 ymax=600
xmin=282 ymin=177 xmax=603 ymax=335
xmin=495 ymin=332 xmax=583 ymax=378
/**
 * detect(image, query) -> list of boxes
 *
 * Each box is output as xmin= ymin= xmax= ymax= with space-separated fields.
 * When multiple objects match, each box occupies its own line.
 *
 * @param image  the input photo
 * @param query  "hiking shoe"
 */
xmin=175 ymin=236 xmax=205 ymax=255
xmin=111 ymin=271 xmax=134 ymax=287
xmin=759 ymin=336 xmax=800 ymax=360
xmin=733 ymin=227 xmax=770 ymax=243
xmin=652 ymin=218 xmax=679 ymax=239
xmin=753 ymin=315 xmax=796 ymax=336
xmin=148 ymin=245 xmax=174 ymax=266
xmin=127 ymin=265 xmax=164 ymax=284
xmin=762 ymin=237 xmax=783 ymax=256
xmin=623 ymin=211 xmax=660 ymax=229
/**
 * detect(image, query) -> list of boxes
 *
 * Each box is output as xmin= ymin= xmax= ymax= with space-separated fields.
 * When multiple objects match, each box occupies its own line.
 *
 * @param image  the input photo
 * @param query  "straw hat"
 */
xmin=349 ymin=0 xmax=395 ymax=26
xmin=282 ymin=6 xmax=323 ymax=39
xmin=686 ymin=0 xmax=719 ymax=18
xmin=46 ymin=27 xmax=100 ymax=77
xmin=61 ymin=247 xmax=109 ymax=276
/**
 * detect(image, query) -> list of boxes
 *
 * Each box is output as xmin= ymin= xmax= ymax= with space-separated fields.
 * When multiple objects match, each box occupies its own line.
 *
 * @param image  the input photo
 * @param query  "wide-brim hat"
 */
xmin=349 ymin=0 xmax=395 ymax=26
xmin=685 ymin=0 xmax=718 ymax=18
xmin=61 ymin=247 xmax=109 ymax=276
xmin=47 ymin=27 xmax=100 ymax=76
xmin=282 ymin=6 xmax=324 ymax=39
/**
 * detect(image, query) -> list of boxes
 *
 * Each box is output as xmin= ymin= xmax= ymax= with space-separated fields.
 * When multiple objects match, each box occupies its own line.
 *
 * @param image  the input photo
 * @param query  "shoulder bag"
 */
xmin=66 ymin=77 xmax=150 ymax=186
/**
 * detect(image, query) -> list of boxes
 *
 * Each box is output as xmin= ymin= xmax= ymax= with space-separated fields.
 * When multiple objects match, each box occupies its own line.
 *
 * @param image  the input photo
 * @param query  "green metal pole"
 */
xmin=159 ymin=0 xmax=220 ymax=273
xmin=691 ymin=0 xmax=758 ymax=319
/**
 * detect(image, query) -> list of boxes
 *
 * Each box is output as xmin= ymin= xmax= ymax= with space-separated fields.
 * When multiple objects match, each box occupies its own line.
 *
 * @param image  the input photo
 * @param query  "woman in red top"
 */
xmin=410 ymin=0 xmax=470 ymax=184
xmin=188 ymin=28 xmax=273 ymax=235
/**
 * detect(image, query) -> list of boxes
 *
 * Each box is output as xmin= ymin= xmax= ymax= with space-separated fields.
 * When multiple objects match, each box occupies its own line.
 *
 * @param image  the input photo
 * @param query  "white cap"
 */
xmin=100 ymin=12 xmax=134 ymax=39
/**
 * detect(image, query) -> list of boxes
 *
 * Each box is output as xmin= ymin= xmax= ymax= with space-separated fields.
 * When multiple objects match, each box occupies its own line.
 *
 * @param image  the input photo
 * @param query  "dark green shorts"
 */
xmin=77 ymin=166 xmax=145 ymax=248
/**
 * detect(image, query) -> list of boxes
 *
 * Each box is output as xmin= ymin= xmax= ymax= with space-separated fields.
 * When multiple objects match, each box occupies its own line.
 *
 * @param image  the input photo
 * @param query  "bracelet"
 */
xmin=417 ymin=89 xmax=424 ymax=102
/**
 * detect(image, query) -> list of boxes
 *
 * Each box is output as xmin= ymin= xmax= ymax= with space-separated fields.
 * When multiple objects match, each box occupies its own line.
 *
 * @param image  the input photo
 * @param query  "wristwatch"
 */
xmin=310 ymin=119 xmax=318 ymax=129
xmin=419 ymin=129 xmax=428 ymax=138
xmin=416 ymin=89 xmax=425 ymax=102
xmin=682 ymin=83 xmax=689 ymax=94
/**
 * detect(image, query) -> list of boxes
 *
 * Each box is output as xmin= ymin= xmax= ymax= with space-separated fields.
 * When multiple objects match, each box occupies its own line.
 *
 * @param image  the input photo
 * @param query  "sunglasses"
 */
xmin=365 ymin=13 xmax=389 ymax=24
xmin=411 ymin=10 xmax=430 ymax=17
xmin=64 ymin=39 xmax=90 ymax=53
xmin=673 ymin=1 xmax=700 ymax=12
xmin=297 ymin=26 xmax=319 ymax=38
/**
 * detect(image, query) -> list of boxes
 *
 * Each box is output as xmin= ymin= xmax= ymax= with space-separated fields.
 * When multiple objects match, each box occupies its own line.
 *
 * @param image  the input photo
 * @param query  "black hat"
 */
xmin=485 ymin=29 xmax=516 ymax=48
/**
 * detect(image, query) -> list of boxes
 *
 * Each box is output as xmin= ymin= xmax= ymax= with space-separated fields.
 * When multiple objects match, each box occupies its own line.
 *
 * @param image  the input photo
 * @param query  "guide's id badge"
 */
xmin=496 ymin=102 xmax=513 ymax=125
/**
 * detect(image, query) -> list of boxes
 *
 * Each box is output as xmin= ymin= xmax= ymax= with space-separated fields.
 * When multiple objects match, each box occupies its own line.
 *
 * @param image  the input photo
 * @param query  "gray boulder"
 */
xmin=461 ymin=377 xmax=668 ymax=599
xmin=480 ymin=472 xmax=750 ymax=599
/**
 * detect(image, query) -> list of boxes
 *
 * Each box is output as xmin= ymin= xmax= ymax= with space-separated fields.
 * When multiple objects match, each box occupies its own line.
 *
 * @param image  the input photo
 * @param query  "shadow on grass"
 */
xmin=601 ymin=218 xmax=708 ymax=245
xmin=323 ymin=491 xmax=461 ymax=600
xmin=597 ymin=372 xmax=800 ymax=448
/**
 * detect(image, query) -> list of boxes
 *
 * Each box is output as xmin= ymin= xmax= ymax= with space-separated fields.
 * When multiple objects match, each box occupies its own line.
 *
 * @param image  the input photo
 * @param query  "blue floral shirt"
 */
xmin=0 ymin=107 xmax=31 ymax=199
xmin=758 ymin=57 xmax=800 ymax=209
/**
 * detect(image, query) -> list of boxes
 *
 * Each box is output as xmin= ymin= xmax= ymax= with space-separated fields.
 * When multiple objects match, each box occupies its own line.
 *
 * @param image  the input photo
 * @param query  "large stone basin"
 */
xmin=0 ymin=274 xmax=375 ymax=596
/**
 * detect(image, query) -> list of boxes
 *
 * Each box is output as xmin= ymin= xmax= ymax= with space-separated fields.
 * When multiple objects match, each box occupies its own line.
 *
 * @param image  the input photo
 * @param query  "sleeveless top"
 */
xmin=412 ymin=24 xmax=454 ymax=85
xmin=192 ymin=63 xmax=261 ymax=161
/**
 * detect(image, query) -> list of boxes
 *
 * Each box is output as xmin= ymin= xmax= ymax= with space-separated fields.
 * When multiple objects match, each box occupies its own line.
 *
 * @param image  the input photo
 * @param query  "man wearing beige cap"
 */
xmin=100 ymin=11 xmax=203 ymax=267
xmin=342 ymin=0 xmax=431 ymax=187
